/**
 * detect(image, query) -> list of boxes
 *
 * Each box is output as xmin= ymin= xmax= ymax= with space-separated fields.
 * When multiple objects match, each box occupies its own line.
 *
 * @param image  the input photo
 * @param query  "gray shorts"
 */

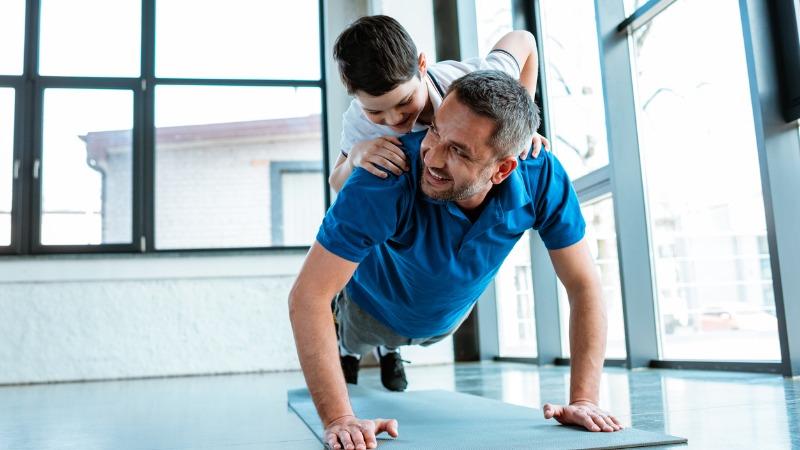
xmin=334 ymin=289 xmax=468 ymax=356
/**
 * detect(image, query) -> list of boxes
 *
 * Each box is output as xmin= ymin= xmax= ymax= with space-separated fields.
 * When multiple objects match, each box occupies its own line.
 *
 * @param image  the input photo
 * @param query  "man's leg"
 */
xmin=334 ymin=290 xmax=410 ymax=390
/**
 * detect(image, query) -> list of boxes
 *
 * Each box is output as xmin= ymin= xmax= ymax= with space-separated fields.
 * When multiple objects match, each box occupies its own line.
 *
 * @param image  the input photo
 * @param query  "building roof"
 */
xmin=82 ymin=114 xmax=322 ymax=162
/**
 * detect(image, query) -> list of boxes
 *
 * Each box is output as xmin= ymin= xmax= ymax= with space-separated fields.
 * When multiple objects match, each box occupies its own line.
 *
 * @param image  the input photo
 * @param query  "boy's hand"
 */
xmin=520 ymin=132 xmax=551 ymax=160
xmin=348 ymin=136 xmax=410 ymax=178
xmin=324 ymin=415 xmax=399 ymax=449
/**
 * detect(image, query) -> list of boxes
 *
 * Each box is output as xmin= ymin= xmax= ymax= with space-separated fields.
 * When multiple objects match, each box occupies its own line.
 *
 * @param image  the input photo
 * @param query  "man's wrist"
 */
xmin=570 ymin=398 xmax=599 ymax=407
xmin=324 ymin=413 xmax=355 ymax=428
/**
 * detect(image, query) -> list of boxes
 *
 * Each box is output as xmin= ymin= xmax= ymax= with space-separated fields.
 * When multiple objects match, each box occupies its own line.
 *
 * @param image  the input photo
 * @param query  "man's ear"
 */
xmin=491 ymin=156 xmax=518 ymax=184
xmin=418 ymin=52 xmax=427 ymax=77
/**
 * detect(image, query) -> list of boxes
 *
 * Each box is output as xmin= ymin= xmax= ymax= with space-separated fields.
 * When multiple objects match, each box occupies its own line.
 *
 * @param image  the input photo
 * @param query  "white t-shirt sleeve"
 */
xmin=340 ymin=100 xmax=375 ymax=156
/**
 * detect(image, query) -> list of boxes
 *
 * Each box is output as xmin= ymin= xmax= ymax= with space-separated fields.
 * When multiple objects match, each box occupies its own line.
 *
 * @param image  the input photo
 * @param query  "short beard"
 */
xmin=420 ymin=159 xmax=494 ymax=202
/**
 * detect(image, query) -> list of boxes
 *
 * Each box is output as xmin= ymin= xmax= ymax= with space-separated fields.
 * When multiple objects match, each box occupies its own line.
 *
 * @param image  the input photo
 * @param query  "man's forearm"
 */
xmin=567 ymin=285 xmax=607 ymax=405
xmin=289 ymin=294 xmax=353 ymax=425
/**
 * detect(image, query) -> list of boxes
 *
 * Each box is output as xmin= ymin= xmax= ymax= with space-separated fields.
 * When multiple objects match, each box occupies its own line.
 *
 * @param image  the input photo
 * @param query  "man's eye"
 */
xmin=451 ymin=146 xmax=463 ymax=156
xmin=366 ymin=111 xmax=380 ymax=116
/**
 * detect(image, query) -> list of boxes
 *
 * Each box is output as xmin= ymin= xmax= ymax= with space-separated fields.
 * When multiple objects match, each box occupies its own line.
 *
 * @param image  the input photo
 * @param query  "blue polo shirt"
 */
xmin=316 ymin=130 xmax=585 ymax=338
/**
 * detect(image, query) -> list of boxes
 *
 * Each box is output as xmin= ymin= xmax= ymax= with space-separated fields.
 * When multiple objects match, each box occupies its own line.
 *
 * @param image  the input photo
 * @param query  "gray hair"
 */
xmin=446 ymin=70 xmax=540 ymax=158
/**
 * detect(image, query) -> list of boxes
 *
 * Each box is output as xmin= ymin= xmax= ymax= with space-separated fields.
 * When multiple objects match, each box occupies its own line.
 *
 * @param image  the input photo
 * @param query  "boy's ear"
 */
xmin=418 ymin=53 xmax=427 ymax=76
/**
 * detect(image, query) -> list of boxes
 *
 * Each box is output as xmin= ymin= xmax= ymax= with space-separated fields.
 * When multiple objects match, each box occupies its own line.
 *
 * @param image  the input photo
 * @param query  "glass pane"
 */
xmin=39 ymin=0 xmax=140 ymax=77
xmin=0 ymin=1 xmax=25 ymax=75
xmin=539 ymin=0 xmax=609 ymax=179
xmin=475 ymin=0 xmax=513 ymax=57
xmin=496 ymin=231 xmax=537 ymax=357
xmin=41 ymin=89 xmax=134 ymax=245
xmin=156 ymin=0 xmax=320 ymax=80
xmin=379 ymin=1 xmax=438 ymax=62
xmin=558 ymin=196 xmax=626 ymax=358
xmin=0 ymin=89 xmax=14 ymax=246
xmin=631 ymin=0 xmax=780 ymax=360
xmin=154 ymin=85 xmax=323 ymax=249
xmin=623 ymin=0 xmax=644 ymax=17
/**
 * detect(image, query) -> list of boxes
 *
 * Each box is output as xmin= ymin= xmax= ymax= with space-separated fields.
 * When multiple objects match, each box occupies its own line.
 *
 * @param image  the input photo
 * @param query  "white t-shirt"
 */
xmin=339 ymin=49 xmax=521 ymax=155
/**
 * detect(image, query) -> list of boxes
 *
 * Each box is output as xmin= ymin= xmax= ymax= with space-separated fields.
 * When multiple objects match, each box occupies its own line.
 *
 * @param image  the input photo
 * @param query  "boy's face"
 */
xmin=354 ymin=55 xmax=430 ymax=133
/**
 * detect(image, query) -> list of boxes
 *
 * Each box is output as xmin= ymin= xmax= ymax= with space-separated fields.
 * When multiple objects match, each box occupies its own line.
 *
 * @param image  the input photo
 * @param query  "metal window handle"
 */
xmin=33 ymin=159 xmax=40 ymax=179
xmin=13 ymin=160 xmax=20 ymax=179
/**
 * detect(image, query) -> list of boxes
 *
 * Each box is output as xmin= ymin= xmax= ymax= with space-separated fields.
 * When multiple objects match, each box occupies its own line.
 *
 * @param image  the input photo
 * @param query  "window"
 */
xmin=155 ymin=0 xmax=319 ymax=80
xmin=6 ymin=1 xmax=327 ymax=254
xmin=153 ymin=86 xmax=323 ymax=249
xmin=475 ymin=0 xmax=513 ymax=57
xmin=39 ymin=0 xmax=141 ymax=77
xmin=539 ymin=0 xmax=609 ymax=179
xmin=41 ymin=89 xmax=133 ymax=245
xmin=496 ymin=231 xmax=538 ymax=357
xmin=0 ymin=0 xmax=25 ymax=75
xmin=558 ymin=196 xmax=626 ymax=358
xmin=0 ymin=89 xmax=13 ymax=246
xmin=630 ymin=0 xmax=780 ymax=360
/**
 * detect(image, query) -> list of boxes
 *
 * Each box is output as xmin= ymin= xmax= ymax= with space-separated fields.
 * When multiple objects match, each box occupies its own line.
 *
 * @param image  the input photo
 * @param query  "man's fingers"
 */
xmin=542 ymin=403 xmax=559 ymax=419
xmin=362 ymin=425 xmax=378 ymax=449
xmin=541 ymin=135 xmax=551 ymax=150
xmin=600 ymin=414 xmax=619 ymax=431
xmin=589 ymin=413 xmax=613 ymax=432
xmin=326 ymin=437 xmax=342 ymax=450
xmin=576 ymin=411 xmax=600 ymax=432
xmin=609 ymin=414 xmax=624 ymax=430
xmin=337 ymin=430 xmax=355 ymax=450
xmin=374 ymin=418 xmax=399 ymax=438
xmin=350 ymin=427 xmax=367 ymax=450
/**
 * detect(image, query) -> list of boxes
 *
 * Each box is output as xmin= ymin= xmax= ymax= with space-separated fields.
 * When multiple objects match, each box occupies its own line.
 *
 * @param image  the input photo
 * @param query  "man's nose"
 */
xmin=424 ymin=142 xmax=447 ymax=168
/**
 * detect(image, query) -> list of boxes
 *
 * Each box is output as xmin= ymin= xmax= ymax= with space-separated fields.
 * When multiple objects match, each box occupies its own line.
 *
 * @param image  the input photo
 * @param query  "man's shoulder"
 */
xmin=515 ymin=148 xmax=570 ymax=199
xmin=343 ymin=130 xmax=426 ymax=200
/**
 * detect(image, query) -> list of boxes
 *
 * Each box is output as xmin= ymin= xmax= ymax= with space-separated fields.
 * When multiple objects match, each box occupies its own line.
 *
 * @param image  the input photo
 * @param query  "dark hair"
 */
xmin=447 ymin=70 xmax=541 ymax=158
xmin=333 ymin=15 xmax=419 ymax=96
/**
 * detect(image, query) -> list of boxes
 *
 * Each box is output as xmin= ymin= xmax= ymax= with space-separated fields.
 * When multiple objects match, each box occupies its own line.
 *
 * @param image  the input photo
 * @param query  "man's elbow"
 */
xmin=288 ymin=283 xmax=304 ymax=323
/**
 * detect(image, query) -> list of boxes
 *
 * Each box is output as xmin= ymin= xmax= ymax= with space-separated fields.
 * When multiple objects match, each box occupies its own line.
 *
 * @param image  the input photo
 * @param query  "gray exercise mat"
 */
xmin=288 ymin=385 xmax=687 ymax=449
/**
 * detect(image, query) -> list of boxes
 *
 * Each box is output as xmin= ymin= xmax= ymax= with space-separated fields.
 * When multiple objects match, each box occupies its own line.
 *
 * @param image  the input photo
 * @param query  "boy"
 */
xmin=328 ymin=15 xmax=549 ymax=391
xmin=329 ymin=15 xmax=549 ymax=192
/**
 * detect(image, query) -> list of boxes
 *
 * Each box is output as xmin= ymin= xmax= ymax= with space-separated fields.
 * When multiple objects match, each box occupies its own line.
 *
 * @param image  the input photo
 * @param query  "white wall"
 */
xmin=0 ymin=253 xmax=456 ymax=385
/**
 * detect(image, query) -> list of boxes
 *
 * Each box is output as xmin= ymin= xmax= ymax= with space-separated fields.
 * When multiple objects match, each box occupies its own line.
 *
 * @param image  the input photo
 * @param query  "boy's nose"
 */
xmin=387 ymin=110 xmax=404 ymax=126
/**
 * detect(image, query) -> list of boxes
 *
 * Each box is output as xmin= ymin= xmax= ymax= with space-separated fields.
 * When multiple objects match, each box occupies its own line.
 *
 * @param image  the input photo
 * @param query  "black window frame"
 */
xmin=1 ymin=0 xmax=329 ymax=256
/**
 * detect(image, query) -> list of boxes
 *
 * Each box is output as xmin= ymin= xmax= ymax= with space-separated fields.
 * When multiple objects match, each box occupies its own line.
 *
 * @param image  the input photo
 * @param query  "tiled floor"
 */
xmin=0 ymin=362 xmax=797 ymax=449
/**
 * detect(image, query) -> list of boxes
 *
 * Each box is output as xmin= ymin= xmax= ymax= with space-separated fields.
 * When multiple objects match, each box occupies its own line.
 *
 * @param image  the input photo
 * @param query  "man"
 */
xmin=289 ymin=71 xmax=621 ymax=450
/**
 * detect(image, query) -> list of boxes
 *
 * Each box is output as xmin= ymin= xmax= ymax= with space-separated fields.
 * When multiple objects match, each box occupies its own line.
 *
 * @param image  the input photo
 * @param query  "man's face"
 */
xmin=354 ymin=74 xmax=429 ymax=133
xmin=419 ymin=95 xmax=499 ymax=202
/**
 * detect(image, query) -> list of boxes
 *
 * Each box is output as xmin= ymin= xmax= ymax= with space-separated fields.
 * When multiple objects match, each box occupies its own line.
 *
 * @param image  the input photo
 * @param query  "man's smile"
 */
xmin=424 ymin=166 xmax=452 ymax=186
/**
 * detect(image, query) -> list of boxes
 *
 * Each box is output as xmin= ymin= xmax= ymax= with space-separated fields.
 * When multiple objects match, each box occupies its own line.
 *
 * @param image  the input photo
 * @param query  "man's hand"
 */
xmin=519 ymin=132 xmax=550 ymax=160
xmin=348 ymin=136 xmax=409 ymax=178
xmin=324 ymin=415 xmax=399 ymax=449
xmin=542 ymin=401 xmax=623 ymax=432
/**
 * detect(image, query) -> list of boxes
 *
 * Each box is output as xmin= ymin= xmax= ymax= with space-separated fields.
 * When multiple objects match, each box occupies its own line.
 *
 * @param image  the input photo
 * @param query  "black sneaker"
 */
xmin=340 ymin=355 xmax=360 ymax=384
xmin=376 ymin=348 xmax=408 ymax=392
